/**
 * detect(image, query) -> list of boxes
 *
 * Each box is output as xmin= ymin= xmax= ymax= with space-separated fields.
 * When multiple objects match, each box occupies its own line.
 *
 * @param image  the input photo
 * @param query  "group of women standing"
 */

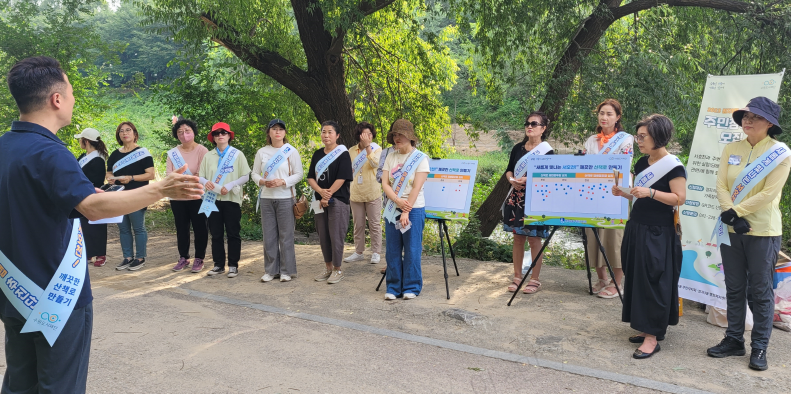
xmin=75 ymin=116 xmax=430 ymax=301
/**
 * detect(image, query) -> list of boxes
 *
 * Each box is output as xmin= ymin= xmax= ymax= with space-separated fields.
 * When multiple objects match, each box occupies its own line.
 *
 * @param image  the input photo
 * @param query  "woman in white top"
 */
xmin=381 ymin=119 xmax=430 ymax=300
xmin=583 ymin=99 xmax=634 ymax=299
xmin=251 ymin=119 xmax=304 ymax=282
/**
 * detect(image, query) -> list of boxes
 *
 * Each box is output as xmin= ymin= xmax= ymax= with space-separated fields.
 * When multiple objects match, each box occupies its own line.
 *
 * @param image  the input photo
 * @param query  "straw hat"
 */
xmin=386 ymin=119 xmax=419 ymax=145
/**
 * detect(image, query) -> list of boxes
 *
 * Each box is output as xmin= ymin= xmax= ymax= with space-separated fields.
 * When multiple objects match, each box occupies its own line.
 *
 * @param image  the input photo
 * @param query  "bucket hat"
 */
xmin=386 ymin=119 xmax=419 ymax=145
xmin=733 ymin=96 xmax=783 ymax=136
xmin=208 ymin=122 xmax=234 ymax=143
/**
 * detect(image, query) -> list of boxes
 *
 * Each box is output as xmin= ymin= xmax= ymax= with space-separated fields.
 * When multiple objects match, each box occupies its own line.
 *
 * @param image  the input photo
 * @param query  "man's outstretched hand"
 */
xmin=159 ymin=165 xmax=204 ymax=200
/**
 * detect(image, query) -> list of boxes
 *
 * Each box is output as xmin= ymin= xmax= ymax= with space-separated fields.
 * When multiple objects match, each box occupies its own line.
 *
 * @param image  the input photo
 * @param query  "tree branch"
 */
xmin=358 ymin=0 xmax=397 ymax=17
xmin=612 ymin=0 xmax=752 ymax=19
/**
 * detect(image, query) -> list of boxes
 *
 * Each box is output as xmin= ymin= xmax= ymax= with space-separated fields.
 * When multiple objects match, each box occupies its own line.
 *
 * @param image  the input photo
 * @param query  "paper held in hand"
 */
xmin=613 ymin=169 xmax=632 ymax=194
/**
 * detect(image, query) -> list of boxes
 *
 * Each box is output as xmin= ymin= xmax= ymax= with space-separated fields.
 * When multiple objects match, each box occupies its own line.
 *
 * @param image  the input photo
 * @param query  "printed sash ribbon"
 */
xmin=78 ymin=151 xmax=101 ymax=168
xmin=352 ymin=143 xmax=380 ymax=177
xmin=633 ymin=154 xmax=684 ymax=189
xmin=256 ymin=144 xmax=295 ymax=211
xmin=198 ymin=146 xmax=240 ymax=217
xmin=600 ymin=131 xmax=630 ymax=155
xmin=167 ymin=147 xmax=191 ymax=175
xmin=501 ymin=142 xmax=553 ymax=213
xmin=112 ymin=148 xmax=152 ymax=173
xmin=383 ymin=149 xmax=427 ymax=224
xmin=0 ymin=220 xmax=86 ymax=346
xmin=711 ymin=142 xmax=791 ymax=248
xmin=310 ymin=145 xmax=348 ymax=213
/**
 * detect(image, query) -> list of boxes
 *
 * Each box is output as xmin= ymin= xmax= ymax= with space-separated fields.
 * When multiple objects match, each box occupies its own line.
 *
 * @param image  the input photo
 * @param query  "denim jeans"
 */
xmin=118 ymin=208 xmax=147 ymax=259
xmin=385 ymin=207 xmax=425 ymax=297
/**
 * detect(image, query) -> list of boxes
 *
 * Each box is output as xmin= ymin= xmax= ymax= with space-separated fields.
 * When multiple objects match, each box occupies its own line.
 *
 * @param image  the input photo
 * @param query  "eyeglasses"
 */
xmin=635 ymin=134 xmax=649 ymax=142
xmin=119 ymin=129 xmax=134 ymax=134
xmin=212 ymin=130 xmax=230 ymax=137
xmin=742 ymin=113 xmax=766 ymax=122
xmin=525 ymin=121 xmax=546 ymax=128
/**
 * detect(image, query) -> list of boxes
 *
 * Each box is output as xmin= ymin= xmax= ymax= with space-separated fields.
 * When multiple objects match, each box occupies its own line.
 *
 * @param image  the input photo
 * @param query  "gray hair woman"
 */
xmin=706 ymin=97 xmax=790 ymax=371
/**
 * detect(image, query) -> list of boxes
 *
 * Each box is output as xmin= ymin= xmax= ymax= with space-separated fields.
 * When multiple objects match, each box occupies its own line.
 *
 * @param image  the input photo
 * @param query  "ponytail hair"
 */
xmin=83 ymin=137 xmax=109 ymax=159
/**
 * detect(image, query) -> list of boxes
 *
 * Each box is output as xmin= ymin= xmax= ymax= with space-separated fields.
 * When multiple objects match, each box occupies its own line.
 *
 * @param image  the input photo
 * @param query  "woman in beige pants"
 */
xmin=344 ymin=122 xmax=383 ymax=264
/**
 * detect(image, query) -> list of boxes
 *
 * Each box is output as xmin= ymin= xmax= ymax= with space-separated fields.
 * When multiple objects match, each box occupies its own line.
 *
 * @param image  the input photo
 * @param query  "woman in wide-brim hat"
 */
xmin=381 ymin=119 xmax=430 ymax=300
xmin=706 ymin=96 xmax=790 ymax=371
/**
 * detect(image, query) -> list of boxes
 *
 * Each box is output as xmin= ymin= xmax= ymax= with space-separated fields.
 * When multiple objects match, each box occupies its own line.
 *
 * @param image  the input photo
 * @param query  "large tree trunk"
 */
xmin=474 ymin=0 xmax=751 ymax=237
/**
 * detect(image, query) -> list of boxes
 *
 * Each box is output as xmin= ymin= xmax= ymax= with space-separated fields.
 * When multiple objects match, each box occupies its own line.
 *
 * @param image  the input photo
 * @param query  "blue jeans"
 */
xmin=118 ymin=208 xmax=147 ymax=259
xmin=385 ymin=207 xmax=425 ymax=297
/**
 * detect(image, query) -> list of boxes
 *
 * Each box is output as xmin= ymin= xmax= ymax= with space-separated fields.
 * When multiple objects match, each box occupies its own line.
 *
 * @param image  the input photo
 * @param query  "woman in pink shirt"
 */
xmin=167 ymin=118 xmax=210 ymax=273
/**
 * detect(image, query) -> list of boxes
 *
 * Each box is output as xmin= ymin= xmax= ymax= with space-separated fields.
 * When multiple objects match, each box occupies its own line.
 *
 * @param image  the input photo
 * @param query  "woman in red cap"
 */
xmin=198 ymin=122 xmax=251 ymax=278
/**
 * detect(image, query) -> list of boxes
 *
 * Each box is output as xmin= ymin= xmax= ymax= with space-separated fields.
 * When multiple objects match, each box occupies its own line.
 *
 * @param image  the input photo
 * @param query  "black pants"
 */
xmin=1 ymin=303 xmax=93 ymax=394
xmin=208 ymin=200 xmax=242 ymax=268
xmin=79 ymin=217 xmax=106 ymax=258
xmin=171 ymin=199 xmax=208 ymax=259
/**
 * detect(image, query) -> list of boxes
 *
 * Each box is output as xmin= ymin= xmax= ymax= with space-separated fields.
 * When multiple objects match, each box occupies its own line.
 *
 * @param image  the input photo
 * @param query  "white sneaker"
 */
xmin=403 ymin=293 xmax=416 ymax=300
xmin=261 ymin=274 xmax=275 ymax=282
xmin=370 ymin=253 xmax=381 ymax=264
xmin=384 ymin=293 xmax=396 ymax=300
xmin=344 ymin=252 xmax=365 ymax=262
xmin=280 ymin=274 xmax=292 ymax=282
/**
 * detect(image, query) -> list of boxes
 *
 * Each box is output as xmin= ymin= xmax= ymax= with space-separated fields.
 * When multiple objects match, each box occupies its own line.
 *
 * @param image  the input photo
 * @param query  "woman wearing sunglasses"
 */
xmin=199 ymin=122 xmax=251 ymax=278
xmin=706 ymin=97 xmax=790 ymax=371
xmin=381 ymin=119 xmax=430 ymax=300
xmin=503 ymin=111 xmax=554 ymax=294
xmin=582 ymin=99 xmax=633 ymax=299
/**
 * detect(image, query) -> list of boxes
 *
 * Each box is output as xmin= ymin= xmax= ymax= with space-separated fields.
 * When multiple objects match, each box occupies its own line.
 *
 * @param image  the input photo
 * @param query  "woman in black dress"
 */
xmin=613 ymin=114 xmax=686 ymax=359
xmin=502 ymin=111 xmax=553 ymax=294
xmin=74 ymin=128 xmax=109 ymax=267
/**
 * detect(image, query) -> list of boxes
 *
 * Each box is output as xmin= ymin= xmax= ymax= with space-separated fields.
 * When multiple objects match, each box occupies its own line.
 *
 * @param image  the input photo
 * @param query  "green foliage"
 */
xmin=451 ymin=215 xmax=512 ymax=262
xmin=543 ymin=243 xmax=586 ymax=270
xmin=0 ymin=0 xmax=113 ymax=149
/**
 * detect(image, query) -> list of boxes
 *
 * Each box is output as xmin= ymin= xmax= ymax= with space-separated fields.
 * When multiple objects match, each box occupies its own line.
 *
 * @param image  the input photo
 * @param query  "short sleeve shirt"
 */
xmin=382 ymin=150 xmax=430 ymax=208
xmin=78 ymin=153 xmax=107 ymax=188
xmin=307 ymin=148 xmax=354 ymax=204
xmin=107 ymin=147 xmax=155 ymax=190
xmin=198 ymin=147 xmax=252 ymax=205
xmin=0 ymin=121 xmax=96 ymax=319
xmin=630 ymin=156 xmax=687 ymax=227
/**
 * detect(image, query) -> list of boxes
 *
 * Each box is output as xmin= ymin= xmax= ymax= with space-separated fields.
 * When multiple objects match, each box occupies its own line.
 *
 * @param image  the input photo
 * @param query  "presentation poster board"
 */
xmin=523 ymin=155 xmax=631 ymax=229
xmin=424 ymin=159 xmax=478 ymax=221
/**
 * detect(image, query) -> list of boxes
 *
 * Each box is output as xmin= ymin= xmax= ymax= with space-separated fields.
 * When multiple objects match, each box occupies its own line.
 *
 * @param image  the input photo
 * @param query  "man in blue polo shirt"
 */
xmin=0 ymin=56 xmax=203 ymax=393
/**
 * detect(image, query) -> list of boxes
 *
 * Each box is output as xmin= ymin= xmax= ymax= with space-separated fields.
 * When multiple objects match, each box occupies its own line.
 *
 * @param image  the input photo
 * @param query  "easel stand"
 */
xmin=376 ymin=219 xmax=459 ymax=300
xmin=506 ymin=226 xmax=622 ymax=306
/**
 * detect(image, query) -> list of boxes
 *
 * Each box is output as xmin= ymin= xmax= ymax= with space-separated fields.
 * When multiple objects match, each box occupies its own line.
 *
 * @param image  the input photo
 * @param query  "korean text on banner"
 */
xmin=678 ymin=71 xmax=784 ymax=309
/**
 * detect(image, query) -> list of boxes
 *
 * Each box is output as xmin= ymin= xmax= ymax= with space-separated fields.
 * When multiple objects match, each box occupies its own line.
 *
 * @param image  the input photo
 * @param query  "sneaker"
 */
xmin=314 ymin=269 xmax=332 ymax=282
xmin=116 ymin=257 xmax=133 ymax=271
xmin=749 ymin=348 xmax=768 ymax=371
xmin=370 ymin=253 xmax=381 ymax=264
xmin=343 ymin=253 xmax=365 ymax=262
xmin=207 ymin=266 xmax=225 ymax=276
xmin=707 ymin=336 xmax=746 ymax=358
xmin=261 ymin=273 xmax=275 ymax=282
xmin=403 ymin=293 xmax=416 ymax=300
xmin=173 ymin=257 xmax=190 ymax=272
xmin=191 ymin=258 xmax=204 ymax=273
xmin=128 ymin=258 xmax=146 ymax=271
xmin=280 ymin=274 xmax=292 ymax=282
xmin=227 ymin=267 xmax=239 ymax=278
xmin=385 ymin=293 xmax=396 ymax=300
xmin=327 ymin=269 xmax=344 ymax=284
xmin=94 ymin=256 xmax=107 ymax=267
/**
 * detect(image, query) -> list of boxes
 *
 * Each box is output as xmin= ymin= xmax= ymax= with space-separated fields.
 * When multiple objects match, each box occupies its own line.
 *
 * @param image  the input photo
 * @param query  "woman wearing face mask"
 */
xmin=503 ymin=111 xmax=554 ymax=294
xmin=583 ymin=99 xmax=633 ymax=299
xmin=74 ymin=128 xmax=109 ymax=267
xmin=199 ymin=122 xmax=251 ymax=279
xmin=307 ymin=121 xmax=353 ymax=284
xmin=381 ymin=119 xmax=430 ymax=300
xmin=106 ymin=121 xmax=155 ymax=272
xmin=167 ymin=118 xmax=210 ymax=273
xmin=706 ymin=97 xmax=790 ymax=371
xmin=252 ymin=119 xmax=303 ymax=283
